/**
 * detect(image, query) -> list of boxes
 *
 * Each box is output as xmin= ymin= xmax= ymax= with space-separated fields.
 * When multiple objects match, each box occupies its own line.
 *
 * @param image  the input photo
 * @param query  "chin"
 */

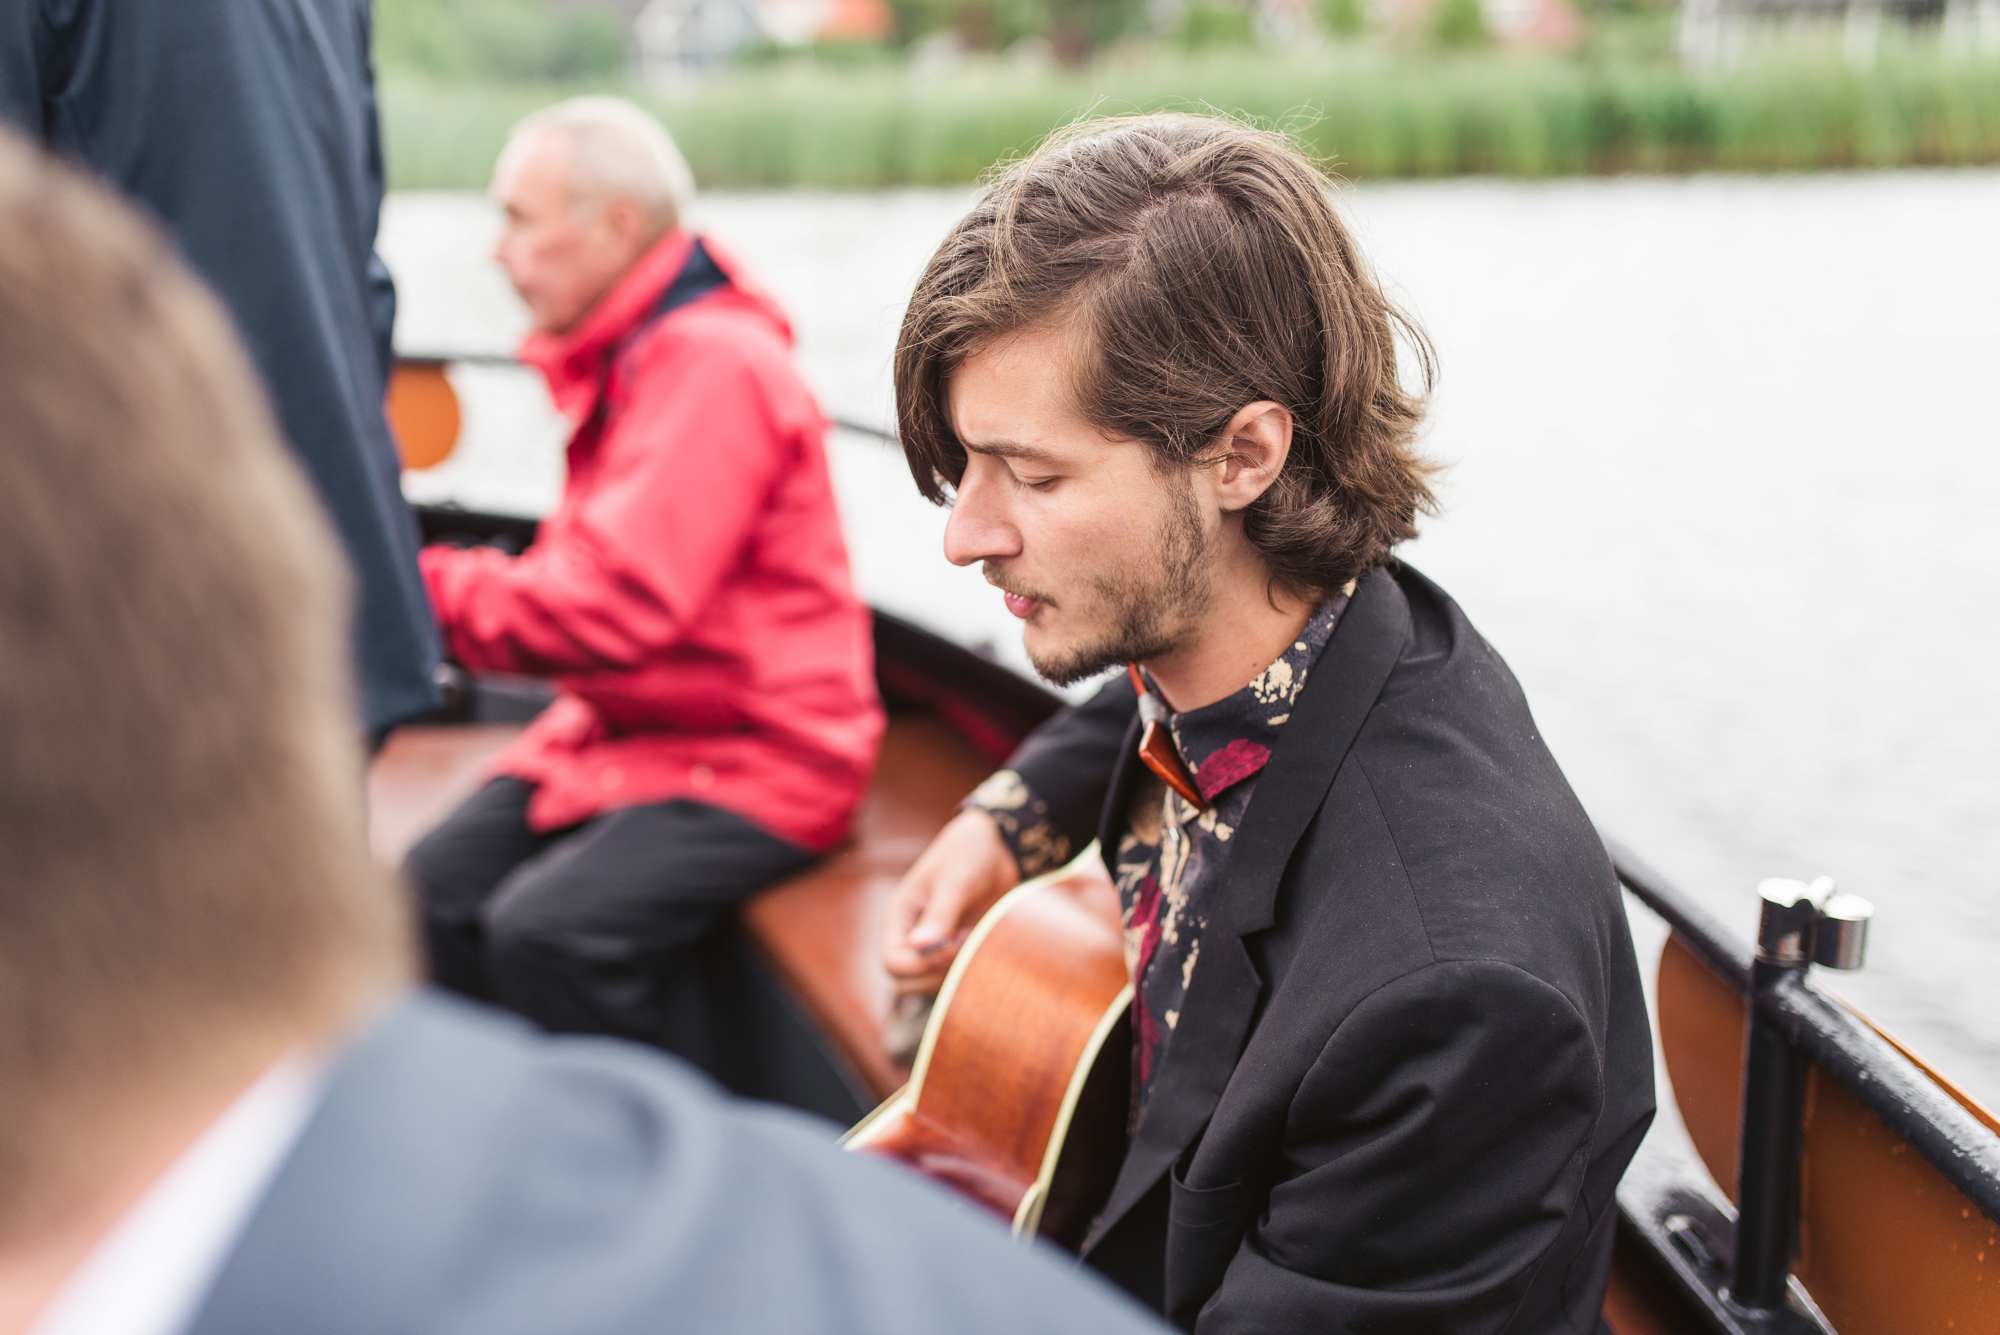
xmin=1025 ymin=628 xmax=1121 ymax=688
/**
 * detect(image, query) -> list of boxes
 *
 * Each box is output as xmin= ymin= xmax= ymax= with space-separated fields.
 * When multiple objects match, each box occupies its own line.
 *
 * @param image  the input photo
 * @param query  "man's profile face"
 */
xmin=944 ymin=323 xmax=1213 ymax=687
xmin=490 ymin=132 xmax=633 ymax=336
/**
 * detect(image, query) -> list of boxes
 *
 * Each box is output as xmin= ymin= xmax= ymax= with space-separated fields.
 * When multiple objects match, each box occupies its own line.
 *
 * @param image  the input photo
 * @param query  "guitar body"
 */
xmin=845 ymin=867 xmax=1132 ymax=1249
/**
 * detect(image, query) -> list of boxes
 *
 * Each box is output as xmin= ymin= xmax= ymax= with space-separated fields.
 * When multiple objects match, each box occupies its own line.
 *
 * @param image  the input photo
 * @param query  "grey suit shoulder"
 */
xmin=188 ymin=991 xmax=1163 ymax=1335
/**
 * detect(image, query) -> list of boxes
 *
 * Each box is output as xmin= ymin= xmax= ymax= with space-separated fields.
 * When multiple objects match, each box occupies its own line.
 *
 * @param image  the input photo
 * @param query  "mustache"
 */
xmin=982 ymin=564 xmax=1053 ymax=605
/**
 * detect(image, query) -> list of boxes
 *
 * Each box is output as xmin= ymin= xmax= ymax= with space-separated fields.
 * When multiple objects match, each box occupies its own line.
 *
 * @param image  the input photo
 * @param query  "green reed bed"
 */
xmin=381 ymin=49 xmax=2000 ymax=191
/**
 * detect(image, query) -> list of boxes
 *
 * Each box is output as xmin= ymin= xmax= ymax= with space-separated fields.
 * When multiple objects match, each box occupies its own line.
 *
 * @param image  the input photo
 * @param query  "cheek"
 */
xmin=519 ymin=228 xmax=577 ymax=280
xmin=525 ymin=234 xmax=562 ymax=278
xmin=494 ymin=229 xmax=524 ymax=274
xmin=1026 ymin=495 xmax=1122 ymax=586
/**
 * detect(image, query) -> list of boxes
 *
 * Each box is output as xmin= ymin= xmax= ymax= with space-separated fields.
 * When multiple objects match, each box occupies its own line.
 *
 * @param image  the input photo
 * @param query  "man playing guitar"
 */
xmin=880 ymin=113 xmax=1656 ymax=1333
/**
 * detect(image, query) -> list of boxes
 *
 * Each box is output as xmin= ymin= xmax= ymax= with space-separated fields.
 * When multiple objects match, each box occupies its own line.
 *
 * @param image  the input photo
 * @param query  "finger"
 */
xmin=882 ymin=944 xmax=931 ymax=980
xmin=884 ymin=877 xmax=926 ymax=939
xmin=882 ymin=900 xmax=943 ymax=977
xmin=884 ymin=921 xmax=970 ymax=982
xmin=906 ymin=878 xmax=967 ymax=950
xmin=892 ymin=967 xmax=951 ymax=998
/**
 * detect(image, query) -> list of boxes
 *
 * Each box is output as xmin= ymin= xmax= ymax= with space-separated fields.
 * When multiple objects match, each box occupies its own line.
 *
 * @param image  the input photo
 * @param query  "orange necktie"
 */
xmin=1127 ymin=664 xmax=1206 ymax=811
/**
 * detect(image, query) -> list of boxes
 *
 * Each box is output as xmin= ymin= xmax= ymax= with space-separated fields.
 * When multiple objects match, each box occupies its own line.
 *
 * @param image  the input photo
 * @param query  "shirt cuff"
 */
xmin=962 ymin=768 xmax=1073 ymax=879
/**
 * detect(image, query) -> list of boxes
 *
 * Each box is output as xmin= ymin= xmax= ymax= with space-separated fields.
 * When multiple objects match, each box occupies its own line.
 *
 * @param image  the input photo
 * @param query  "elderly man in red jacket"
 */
xmin=408 ymin=97 xmax=883 ymax=1047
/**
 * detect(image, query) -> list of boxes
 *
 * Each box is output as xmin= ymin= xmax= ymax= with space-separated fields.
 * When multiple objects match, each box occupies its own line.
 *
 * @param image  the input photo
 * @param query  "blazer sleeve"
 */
xmin=357 ymin=1 xmax=397 ymax=385
xmin=0 ymin=2 xmax=46 ymax=133
xmin=1194 ymin=960 xmax=1603 ymax=1334
xmin=963 ymin=671 xmax=1136 ymax=875
xmin=421 ymin=340 xmax=782 ymax=676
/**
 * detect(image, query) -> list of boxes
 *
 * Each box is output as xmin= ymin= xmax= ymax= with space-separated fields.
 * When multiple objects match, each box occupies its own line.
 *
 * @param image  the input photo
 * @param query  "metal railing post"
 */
xmin=1726 ymin=877 xmax=1873 ymax=1318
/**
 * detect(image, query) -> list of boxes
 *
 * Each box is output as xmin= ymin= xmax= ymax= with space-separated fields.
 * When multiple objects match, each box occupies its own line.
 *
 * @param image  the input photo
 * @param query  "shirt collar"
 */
xmin=31 ymin=1052 xmax=329 ymax=1335
xmin=1145 ymin=588 xmax=1352 ymax=805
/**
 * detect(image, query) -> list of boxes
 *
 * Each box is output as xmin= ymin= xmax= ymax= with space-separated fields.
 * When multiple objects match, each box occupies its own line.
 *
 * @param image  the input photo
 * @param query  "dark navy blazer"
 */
xmin=1004 ymin=564 xmax=1657 ymax=1332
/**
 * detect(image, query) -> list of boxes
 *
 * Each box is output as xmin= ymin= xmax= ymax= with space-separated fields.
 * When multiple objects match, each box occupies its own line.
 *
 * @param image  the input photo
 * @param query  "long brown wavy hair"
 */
xmin=895 ymin=113 xmax=1440 ymax=595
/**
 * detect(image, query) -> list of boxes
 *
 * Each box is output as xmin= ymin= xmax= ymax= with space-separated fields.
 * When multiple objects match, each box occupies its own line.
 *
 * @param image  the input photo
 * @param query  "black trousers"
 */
xmin=403 ymin=777 xmax=817 ymax=1046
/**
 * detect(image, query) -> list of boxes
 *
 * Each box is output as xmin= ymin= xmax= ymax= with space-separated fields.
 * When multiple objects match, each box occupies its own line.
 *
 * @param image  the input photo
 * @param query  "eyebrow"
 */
xmin=960 ymin=439 xmax=1064 ymax=467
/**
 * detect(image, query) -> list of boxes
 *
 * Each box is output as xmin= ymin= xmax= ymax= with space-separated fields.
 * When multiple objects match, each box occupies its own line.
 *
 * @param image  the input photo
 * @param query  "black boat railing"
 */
xmin=397 ymin=348 xmax=900 ymax=446
xmin=1608 ymin=834 xmax=2000 ymax=1331
xmin=1609 ymin=836 xmax=2000 ymax=1227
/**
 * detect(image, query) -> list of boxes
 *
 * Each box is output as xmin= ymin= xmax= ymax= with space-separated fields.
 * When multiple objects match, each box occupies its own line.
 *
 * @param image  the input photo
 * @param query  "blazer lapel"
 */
xmin=1082 ymin=934 xmax=1262 ymax=1256
xmin=1082 ymin=567 xmax=1412 ymax=1256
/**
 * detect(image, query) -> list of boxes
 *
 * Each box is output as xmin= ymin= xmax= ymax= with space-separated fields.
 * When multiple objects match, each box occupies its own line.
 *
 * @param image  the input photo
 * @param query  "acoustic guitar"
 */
xmin=844 ymin=866 xmax=1133 ymax=1249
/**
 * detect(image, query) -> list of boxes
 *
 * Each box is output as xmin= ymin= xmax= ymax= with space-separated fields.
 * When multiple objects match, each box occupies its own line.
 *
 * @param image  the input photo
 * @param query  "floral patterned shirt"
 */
xmin=968 ymin=589 xmax=1352 ymax=1125
xmin=962 ymin=768 xmax=1075 ymax=878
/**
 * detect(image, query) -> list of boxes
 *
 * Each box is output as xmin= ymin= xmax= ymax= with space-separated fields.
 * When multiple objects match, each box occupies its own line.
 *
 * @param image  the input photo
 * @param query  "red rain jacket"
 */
xmin=421 ymin=231 xmax=883 ymax=851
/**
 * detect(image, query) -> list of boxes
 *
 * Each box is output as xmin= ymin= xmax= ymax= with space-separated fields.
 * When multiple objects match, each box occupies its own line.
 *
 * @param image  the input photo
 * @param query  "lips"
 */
xmin=985 ymin=564 xmax=1049 ymax=620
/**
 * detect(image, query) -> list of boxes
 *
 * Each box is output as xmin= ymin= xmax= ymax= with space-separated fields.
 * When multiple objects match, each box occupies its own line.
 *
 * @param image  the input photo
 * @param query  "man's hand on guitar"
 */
xmin=881 ymin=808 xmax=1021 ymax=995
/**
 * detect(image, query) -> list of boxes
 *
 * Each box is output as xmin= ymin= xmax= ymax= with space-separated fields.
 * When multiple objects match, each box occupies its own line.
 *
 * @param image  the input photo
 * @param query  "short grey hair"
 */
xmin=503 ymin=96 xmax=696 ymax=236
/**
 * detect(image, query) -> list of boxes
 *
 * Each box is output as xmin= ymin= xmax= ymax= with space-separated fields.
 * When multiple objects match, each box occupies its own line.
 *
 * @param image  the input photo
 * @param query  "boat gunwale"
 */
xmin=1610 ymin=834 xmax=2000 ymax=1224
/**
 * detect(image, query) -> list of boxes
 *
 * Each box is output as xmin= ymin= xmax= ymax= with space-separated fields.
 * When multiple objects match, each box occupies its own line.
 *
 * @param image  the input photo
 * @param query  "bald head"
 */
xmin=491 ymin=98 xmax=697 ymax=335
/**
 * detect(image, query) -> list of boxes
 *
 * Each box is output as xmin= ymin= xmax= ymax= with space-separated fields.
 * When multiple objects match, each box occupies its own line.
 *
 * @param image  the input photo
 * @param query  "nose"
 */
xmin=492 ymin=237 xmax=532 ymax=309
xmin=941 ymin=470 xmax=1021 ymax=569
xmin=493 ymin=223 xmax=525 ymax=279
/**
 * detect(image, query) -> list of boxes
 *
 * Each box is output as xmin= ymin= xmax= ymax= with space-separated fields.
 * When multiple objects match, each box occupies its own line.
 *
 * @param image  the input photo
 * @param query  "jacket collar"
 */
xmin=517 ymin=230 xmax=797 ymax=425
xmin=1149 ymin=589 xmax=1351 ymax=806
xmin=1082 ymin=564 xmax=1412 ymax=1256
xmin=518 ymin=229 xmax=698 ymax=420
xmin=185 ymin=992 xmax=534 ymax=1334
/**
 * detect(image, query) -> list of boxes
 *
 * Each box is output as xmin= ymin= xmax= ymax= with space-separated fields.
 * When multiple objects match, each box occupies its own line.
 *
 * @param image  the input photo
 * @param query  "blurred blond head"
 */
xmin=491 ymin=96 xmax=696 ymax=334
xmin=0 ymin=129 xmax=408 ymax=1248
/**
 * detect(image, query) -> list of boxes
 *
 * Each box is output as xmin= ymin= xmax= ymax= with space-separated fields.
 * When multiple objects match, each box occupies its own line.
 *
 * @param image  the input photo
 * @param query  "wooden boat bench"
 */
xmin=368 ymin=707 xmax=992 ymax=1120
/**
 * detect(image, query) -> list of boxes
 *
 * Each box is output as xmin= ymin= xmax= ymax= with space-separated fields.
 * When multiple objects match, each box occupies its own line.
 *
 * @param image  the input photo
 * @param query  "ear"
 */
xmin=1204 ymin=401 xmax=1292 ymax=514
xmin=600 ymin=196 xmax=651 ymax=249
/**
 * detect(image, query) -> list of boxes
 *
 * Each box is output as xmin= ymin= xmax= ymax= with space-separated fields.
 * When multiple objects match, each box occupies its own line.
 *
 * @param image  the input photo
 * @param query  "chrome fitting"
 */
xmin=1754 ymin=876 xmax=1872 ymax=972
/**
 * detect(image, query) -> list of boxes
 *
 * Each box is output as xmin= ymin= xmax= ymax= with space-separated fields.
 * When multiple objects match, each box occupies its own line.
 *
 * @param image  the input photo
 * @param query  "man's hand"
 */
xmin=881 ymin=808 xmax=1022 ymax=996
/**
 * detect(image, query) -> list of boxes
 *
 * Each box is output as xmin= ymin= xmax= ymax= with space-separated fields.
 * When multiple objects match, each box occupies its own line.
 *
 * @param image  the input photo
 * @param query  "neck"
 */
xmin=1143 ymin=562 xmax=1316 ymax=712
xmin=0 ymin=1028 xmax=307 ymax=1334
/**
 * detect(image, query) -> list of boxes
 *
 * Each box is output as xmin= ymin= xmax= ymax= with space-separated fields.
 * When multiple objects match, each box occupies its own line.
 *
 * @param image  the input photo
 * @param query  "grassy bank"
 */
xmin=382 ymin=49 xmax=2000 ymax=190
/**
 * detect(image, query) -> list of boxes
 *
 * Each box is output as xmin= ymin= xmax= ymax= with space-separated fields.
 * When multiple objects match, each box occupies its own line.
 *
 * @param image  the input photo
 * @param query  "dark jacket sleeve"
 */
xmin=358 ymin=0 xmax=397 ymax=382
xmin=963 ymin=671 xmax=1136 ymax=875
xmin=0 ymin=2 xmax=47 ymax=133
xmin=1194 ymin=960 xmax=1603 ymax=1334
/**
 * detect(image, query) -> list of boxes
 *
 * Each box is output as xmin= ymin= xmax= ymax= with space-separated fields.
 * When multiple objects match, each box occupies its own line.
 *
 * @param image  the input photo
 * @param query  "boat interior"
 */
xmin=372 ymin=363 xmax=2000 ymax=1335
